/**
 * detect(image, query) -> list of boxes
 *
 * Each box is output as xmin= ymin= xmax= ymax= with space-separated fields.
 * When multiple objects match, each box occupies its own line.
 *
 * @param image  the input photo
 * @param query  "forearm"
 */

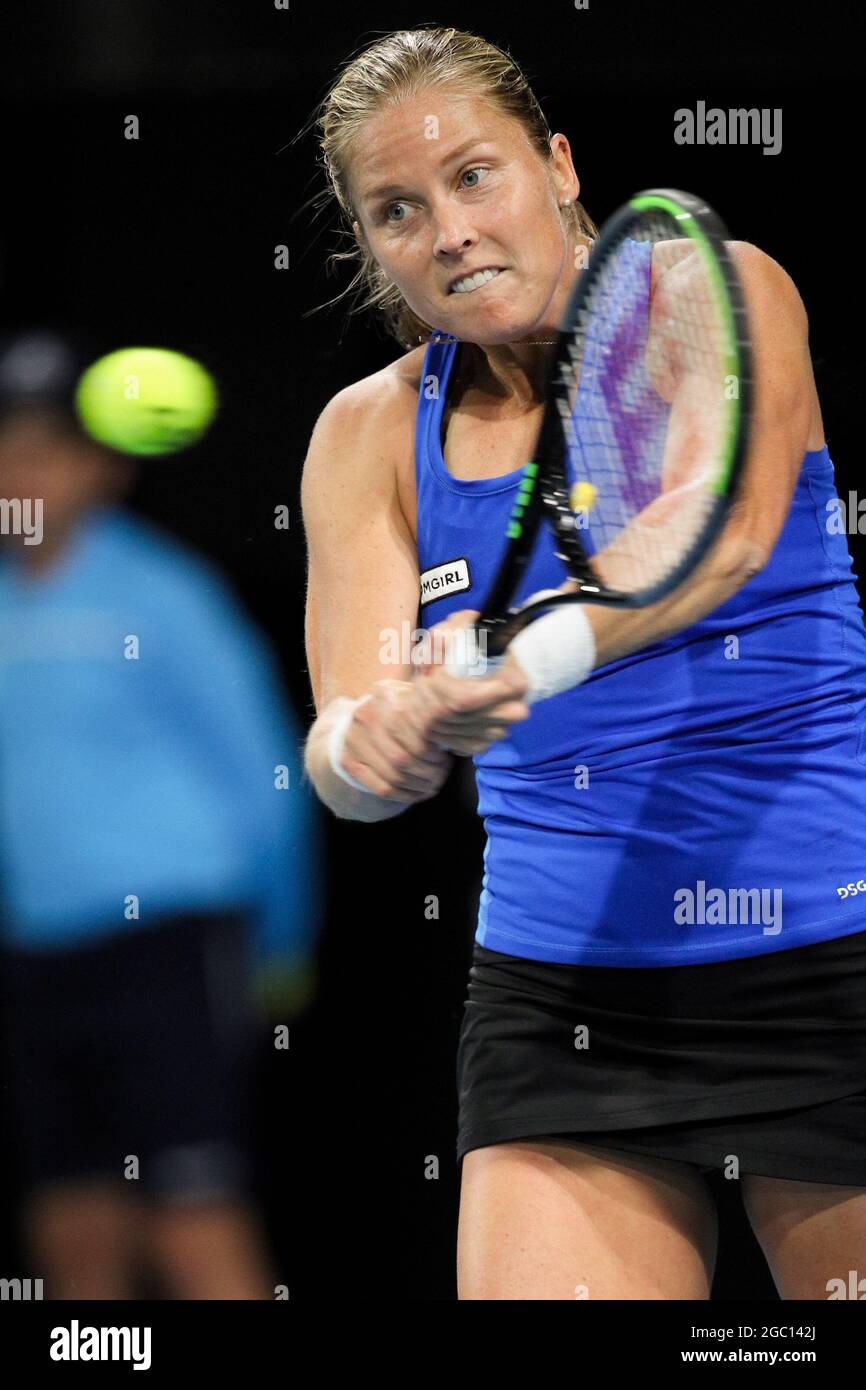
xmin=303 ymin=697 xmax=411 ymax=824
xmin=583 ymin=529 xmax=765 ymax=667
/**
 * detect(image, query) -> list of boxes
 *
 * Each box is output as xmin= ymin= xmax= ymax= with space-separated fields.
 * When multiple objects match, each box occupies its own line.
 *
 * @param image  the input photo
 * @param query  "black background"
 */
xmin=1 ymin=0 xmax=862 ymax=1299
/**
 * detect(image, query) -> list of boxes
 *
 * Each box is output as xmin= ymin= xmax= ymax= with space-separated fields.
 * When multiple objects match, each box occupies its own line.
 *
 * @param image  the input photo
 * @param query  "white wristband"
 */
xmin=326 ymin=694 xmax=375 ymax=793
xmin=508 ymin=604 xmax=597 ymax=704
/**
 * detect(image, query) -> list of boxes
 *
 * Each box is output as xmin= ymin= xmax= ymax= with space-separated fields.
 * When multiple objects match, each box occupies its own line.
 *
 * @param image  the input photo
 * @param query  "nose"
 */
xmin=431 ymin=199 xmax=478 ymax=260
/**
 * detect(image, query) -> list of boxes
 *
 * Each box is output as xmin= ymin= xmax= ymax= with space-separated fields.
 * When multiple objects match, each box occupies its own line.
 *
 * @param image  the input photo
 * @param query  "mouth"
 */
xmin=448 ymin=267 xmax=506 ymax=296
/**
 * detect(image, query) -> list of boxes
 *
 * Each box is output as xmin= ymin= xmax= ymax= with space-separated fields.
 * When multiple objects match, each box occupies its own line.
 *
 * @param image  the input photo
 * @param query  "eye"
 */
xmin=460 ymin=166 xmax=490 ymax=189
xmin=379 ymin=168 xmax=490 ymax=223
xmin=384 ymin=200 xmax=412 ymax=224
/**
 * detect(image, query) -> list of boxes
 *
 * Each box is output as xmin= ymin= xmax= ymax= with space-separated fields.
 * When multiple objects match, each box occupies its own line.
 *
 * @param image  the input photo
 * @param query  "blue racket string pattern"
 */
xmin=569 ymin=236 xmax=675 ymax=554
xmin=563 ymin=228 xmax=729 ymax=587
xmin=443 ymin=188 xmax=751 ymax=679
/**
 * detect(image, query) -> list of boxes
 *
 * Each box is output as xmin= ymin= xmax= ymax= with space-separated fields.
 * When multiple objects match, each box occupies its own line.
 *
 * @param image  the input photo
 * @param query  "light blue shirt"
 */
xmin=0 ymin=505 xmax=322 ymax=961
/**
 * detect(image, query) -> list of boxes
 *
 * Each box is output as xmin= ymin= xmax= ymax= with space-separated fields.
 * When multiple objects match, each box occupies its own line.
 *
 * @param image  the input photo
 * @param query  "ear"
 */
xmin=548 ymin=133 xmax=580 ymax=206
xmin=351 ymin=218 xmax=366 ymax=246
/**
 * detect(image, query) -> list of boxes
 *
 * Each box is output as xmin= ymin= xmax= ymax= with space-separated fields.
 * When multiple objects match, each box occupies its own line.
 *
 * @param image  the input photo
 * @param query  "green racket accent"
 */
xmin=630 ymin=192 xmax=741 ymax=498
xmin=506 ymin=461 xmax=540 ymax=539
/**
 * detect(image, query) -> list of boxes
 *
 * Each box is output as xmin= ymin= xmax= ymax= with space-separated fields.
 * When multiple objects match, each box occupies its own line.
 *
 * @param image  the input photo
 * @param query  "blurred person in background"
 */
xmin=0 ymin=328 xmax=322 ymax=1299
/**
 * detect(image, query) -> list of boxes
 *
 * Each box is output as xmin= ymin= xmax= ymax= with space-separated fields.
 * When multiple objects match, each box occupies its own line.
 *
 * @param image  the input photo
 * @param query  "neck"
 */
xmin=469 ymin=339 xmax=557 ymax=409
xmin=461 ymin=232 xmax=591 ymax=408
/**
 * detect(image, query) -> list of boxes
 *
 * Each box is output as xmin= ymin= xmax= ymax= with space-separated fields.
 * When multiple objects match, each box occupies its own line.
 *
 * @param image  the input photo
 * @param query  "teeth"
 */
xmin=450 ymin=267 xmax=502 ymax=295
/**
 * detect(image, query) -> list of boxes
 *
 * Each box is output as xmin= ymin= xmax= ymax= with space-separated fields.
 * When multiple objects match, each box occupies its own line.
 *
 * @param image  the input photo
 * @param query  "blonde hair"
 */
xmin=313 ymin=26 xmax=598 ymax=349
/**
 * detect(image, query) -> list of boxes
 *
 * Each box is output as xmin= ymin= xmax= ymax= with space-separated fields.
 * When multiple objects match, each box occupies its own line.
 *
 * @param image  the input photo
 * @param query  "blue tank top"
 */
xmin=414 ymin=269 xmax=866 ymax=966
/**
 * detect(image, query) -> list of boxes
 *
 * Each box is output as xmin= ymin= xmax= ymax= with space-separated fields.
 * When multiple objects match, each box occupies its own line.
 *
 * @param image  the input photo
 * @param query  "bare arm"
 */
xmin=503 ymin=241 xmax=814 ymax=677
xmin=301 ymin=373 xmax=439 ymax=821
xmin=302 ymin=365 xmax=535 ymax=818
xmin=583 ymin=242 xmax=812 ymax=660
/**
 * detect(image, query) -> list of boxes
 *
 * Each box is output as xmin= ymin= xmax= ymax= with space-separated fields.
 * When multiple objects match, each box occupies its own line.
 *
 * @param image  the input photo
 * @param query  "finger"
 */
xmin=348 ymin=724 xmax=451 ymax=793
xmin=409 ymin=664 xmax=529 ymax=744
xmin=431 ymin=722 xmax=522 ymax=749
xmin=339 ymin=755 xmax=417 ymax=800
xmin=418 ymin=611 xmax=484 ymax=675
xmin=434 ymin=707 xmax=522 ymax=737
xmin=432 ymin=676 xmax=532 ymax=718
xmin=375 ymin=701 xmax=451 ymax=763
xmin=429 ymin=699 xmax=529 ymax=733
xmin=342 ymin=749 xmax=444 ymax=798
xmin=363 ymin=682 xmax=445 ymax=760
xmin=437 ymin=729 xmax=510 ymax=755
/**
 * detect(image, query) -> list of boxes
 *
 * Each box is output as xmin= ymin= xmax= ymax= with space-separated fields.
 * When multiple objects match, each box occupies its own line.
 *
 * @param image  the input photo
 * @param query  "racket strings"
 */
xmin=562 ymin=214 xmax=731 ymax=594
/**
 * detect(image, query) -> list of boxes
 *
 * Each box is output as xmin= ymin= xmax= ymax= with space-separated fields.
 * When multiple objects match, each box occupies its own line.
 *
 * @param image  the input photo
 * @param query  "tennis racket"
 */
xmin=444 ymin=186 xmax=752 ymax=672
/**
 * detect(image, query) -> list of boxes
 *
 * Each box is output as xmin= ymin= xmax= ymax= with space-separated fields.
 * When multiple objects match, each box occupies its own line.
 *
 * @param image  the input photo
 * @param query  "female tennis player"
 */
xmin=302 ymin=26 xmax=866 ymax=1299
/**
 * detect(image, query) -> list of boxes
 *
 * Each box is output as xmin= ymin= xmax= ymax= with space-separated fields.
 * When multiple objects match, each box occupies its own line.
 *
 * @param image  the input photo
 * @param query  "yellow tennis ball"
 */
xmin=570 ymin=480 xmax=598 ymax=512
xmin=74 ymin=347 xmax=218 ymax=456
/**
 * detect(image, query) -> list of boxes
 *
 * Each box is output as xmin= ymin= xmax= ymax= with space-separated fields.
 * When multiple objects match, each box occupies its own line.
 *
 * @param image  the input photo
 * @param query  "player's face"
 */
xmin=349 ymin=91 xmax=580 ymax=345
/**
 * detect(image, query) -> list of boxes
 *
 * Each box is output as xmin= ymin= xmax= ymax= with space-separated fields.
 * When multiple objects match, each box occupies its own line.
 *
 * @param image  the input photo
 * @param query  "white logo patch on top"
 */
xmin=420 ymin=557 xmax=471 ymax=604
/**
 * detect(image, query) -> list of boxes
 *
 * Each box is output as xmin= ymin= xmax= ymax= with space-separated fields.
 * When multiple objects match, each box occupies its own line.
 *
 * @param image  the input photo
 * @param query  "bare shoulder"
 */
xmin=725 ymin=241 xmax=808 ymax=331
xmin=302 ymin=345 xmax=428 ymax=540
xmin=653 ymin=237 xmax=807 ymax=331
xmin=301 ymin=345 xmax=426 ymax=510
xmin=649 ymin=237 xmax=822 ymax=445
xmin=306 ymin=345 xmax=426 ymax=450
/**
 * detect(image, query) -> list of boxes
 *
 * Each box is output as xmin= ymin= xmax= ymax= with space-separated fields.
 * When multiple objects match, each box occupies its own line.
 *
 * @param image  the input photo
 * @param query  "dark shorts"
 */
xmin=0 ymin=910 xmax=258 ymax=1202
xmin=456 ymin=929 xmax=866 ymax=1186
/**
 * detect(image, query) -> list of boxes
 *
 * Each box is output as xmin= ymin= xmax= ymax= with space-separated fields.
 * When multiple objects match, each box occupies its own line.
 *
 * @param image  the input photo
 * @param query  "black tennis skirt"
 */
xmin=456 ymin=928 xmax=866 ymax=1186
